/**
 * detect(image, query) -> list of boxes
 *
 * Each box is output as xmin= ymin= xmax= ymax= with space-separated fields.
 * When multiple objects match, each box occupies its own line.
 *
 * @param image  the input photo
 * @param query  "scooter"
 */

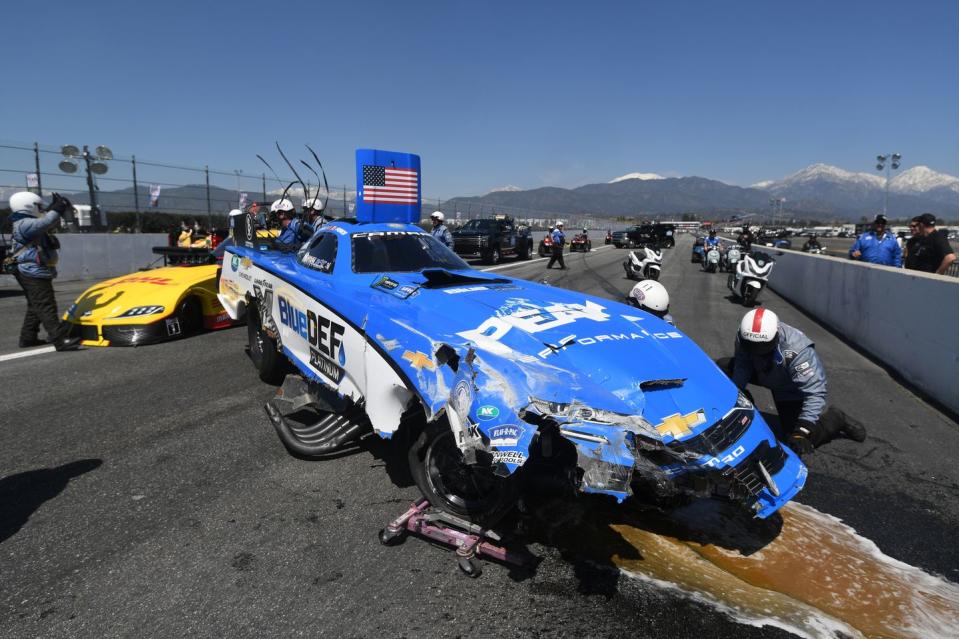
xmin=702 ymin=246 xmax=721 ymax=273
xmin=624 ymin=246 xmax=663 ymax=280
xmin=724 ymin=245 xmax=742 ymax=273
xmin=728 ymin=251 xmax=774 ymax=306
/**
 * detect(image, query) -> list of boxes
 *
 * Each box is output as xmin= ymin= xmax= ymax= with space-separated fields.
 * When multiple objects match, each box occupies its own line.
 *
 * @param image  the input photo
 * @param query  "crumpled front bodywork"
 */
xmin=363 ymin=275 xmax=806 ymax=519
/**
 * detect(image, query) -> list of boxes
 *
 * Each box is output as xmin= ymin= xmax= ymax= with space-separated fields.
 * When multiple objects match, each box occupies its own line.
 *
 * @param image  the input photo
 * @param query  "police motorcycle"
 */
xmin=623 ymin=246 xmax=663 ymax=280
xmin=723 ymin=243 xmax=742 ymax=272
xmin=702 ymin=243 xmax=721 ymax=273
xmin=728 ymin=250 xmax=774 ymax=306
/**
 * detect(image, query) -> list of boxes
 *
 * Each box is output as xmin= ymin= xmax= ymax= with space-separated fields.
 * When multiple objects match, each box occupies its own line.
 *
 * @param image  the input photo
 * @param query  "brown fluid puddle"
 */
xmin=551 ymin=500 xmax=959 ymax=639
xmin=553 ymin=500 xmax=959 ymax=638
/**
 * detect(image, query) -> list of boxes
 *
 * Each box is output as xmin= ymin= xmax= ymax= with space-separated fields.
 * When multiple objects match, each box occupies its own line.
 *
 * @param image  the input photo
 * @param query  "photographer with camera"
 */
xmin=6 ymin=191 xmax=80 ymax=351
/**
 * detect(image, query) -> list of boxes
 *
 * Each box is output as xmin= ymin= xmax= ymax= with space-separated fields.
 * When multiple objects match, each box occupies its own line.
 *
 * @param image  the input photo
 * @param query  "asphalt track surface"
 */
xmin=1 ymin=236 xmax=957 ymax=639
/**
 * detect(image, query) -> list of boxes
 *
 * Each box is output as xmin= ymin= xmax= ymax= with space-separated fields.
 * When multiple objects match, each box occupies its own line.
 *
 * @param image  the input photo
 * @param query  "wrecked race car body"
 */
xmin=218 ymin=149 xmax=806 ymax=525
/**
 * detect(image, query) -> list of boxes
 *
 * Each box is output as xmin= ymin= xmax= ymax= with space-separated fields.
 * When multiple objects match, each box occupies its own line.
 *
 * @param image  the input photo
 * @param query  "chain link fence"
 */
xmin=0 ymin=141 xmax=616 ymax=234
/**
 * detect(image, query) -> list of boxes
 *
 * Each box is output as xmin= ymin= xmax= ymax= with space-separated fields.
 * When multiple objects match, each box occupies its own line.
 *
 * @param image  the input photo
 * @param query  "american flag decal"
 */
xmin=362 ymin=165 xmax=418 ymax=204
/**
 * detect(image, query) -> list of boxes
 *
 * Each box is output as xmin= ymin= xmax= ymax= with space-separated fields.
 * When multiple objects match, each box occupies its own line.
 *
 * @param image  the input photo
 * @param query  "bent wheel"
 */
xmin=409 ymin=420 xmax=515 ymax=525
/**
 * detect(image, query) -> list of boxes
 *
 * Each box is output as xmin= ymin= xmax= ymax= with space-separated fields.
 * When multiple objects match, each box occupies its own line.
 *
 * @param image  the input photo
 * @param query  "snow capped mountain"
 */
xmin=890 ymin=166 xmax=959 ymax=193
xmin=768 ymin=163 xmax=885 ymax=189
xmin=755 ymin=163 xmax=959 ymax=194
xmin=488 ymin=185 xmax=522 ymax=193
xmin=609 ymin=172 xmax=666 ymax=183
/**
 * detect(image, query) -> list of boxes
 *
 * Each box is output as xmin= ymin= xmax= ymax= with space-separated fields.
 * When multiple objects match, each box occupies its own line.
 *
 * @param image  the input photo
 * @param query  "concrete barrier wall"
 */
xmin=767 ymin=250 xmax=959 ymax=415
xmin=55 ymin=234 xmax=169 ymax=281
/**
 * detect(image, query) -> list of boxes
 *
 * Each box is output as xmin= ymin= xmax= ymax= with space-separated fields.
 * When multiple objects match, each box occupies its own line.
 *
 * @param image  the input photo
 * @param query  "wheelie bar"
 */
xmin=379 ymin=499 xmax=529 ymax=577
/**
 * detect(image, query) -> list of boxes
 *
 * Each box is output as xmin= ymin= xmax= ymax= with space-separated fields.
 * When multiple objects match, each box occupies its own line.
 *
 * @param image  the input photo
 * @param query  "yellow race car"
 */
xmin=64 ymin=247 xmax=237 ymax=347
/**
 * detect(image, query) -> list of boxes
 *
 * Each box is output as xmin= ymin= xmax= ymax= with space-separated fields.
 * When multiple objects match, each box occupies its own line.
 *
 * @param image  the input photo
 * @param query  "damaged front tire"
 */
xmin=408 ymin=420 xmax=516 ymax=525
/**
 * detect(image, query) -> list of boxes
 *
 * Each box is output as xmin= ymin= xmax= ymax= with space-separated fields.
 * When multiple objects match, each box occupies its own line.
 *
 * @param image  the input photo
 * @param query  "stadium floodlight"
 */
xmin=61 ymin=144 xmax=80 ymax=158
xmin=874 ymin=152 xmax=902 ymax=217
xmin=58 ymin=160 xmax=78 ymax=174
xmin=90 ymin=162 xmax=108 ymax=175
xmin=95 ymin=145 xmax=113 ymax=160
xmin=58 ymin=143 xmax=111 ymax=230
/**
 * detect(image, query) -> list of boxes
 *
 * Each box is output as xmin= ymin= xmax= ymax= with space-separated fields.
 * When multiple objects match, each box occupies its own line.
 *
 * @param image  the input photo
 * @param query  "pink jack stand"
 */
xmin=378 ymin=498 xmax=529 ymax=577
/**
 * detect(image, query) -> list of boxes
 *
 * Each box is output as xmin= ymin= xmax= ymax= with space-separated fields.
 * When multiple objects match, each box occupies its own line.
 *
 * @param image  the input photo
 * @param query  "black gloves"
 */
xmin=48 ymin=192 xmax=73 ymax=215
xmin=786 ymin=433 xmax=814 ymax=455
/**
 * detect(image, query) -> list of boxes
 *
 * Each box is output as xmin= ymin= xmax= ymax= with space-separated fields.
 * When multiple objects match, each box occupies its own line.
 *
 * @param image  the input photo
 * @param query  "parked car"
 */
xmin=451 ymin=215 xmax=533 ymax=264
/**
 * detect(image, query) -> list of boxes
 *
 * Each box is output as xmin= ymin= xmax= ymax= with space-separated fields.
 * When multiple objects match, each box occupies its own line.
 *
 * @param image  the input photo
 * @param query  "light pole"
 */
xmin=768 ymin=197 xmax=785 ymax=226
xmin=57 ymin=144 xmax=112 ymax=231
xmin=875 ymin=153 xmax=901 ymax=217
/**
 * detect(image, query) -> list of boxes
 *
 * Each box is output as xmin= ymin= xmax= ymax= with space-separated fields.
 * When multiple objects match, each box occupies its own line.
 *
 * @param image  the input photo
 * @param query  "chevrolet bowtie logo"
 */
xmin=402 ymin=350 xmax=435 ymax=370
xmin=655 ymin=410 xmax=707 ymax=439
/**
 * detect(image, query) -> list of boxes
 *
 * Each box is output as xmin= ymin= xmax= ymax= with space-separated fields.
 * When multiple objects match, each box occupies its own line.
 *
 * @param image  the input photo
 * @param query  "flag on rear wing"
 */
xmin=355 ymin=149 xmax=421 ymax=224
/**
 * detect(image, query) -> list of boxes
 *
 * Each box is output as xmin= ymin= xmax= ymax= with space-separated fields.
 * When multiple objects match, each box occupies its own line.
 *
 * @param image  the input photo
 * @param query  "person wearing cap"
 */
xmin=429 ymin=211 xmax=453 ymax=249
xmin=547 ymin=222 xmax=567 ymax=269
xmin=718 ymin=308 xmax=866 ymax=454
xmin=904 ymin=213 xmax=955 ymax=274
xmin=849 ymin=214 xmax=902 ymax=267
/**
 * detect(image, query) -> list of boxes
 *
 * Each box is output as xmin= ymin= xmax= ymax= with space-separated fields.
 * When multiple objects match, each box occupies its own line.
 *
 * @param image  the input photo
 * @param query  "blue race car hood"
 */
xmin=365 ymin=269 xmax=737 ymax=439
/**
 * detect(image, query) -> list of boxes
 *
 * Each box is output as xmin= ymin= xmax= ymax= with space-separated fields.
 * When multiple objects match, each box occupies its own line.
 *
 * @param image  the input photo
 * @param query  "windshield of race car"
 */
xmin=352 ymin=232 xmax=471 ymax=273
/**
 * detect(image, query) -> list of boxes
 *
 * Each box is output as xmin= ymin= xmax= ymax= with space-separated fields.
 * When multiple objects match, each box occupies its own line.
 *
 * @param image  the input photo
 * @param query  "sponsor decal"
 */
xmin=537 ymin=330 xmax=683 ymax=359
xmin=402 ymin=350 xmax=434 ymax=370
xmin=654 ymin=409 xmax=707 ymax=439
xmin=373 ymin=275 xmax=399 ymax=290
xmin=457 ymin=300 xmax=610 ymax=355
xmin=796 ymin=361 xmax=810 ymax=371
xmin=396 ymin=285 xmax=418 ymax=298
xmin=443 ymin=286 xmax=490 ymax=295
xmin=109 ymin=276 xmax=173 ymax=287
xmin=165 ymin=317 xmax=181 ymax=336
xmin=489 ymin=424 xmax=524 ymax=447
xmin=476 ymin=405 xmax=500 ymax=421
xmin=241 ymin=257 xmax=252 ymax=269
xmin=230 ymin=255 xmax=240 ymax=272
xmin=277 ymin=295 xmax=347 ymax=376
xmin=704 ymin=444 xmax=746 ymax=468
xmin=492 ymin=450 xmax=528 ymax=466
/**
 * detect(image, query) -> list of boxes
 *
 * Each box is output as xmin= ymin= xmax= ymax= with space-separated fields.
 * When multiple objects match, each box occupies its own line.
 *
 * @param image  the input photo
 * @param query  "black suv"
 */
xmin=612 ymin=225 xmax=658 ymax=249
xmin=452 ymin=215 xmax=533 ymax=264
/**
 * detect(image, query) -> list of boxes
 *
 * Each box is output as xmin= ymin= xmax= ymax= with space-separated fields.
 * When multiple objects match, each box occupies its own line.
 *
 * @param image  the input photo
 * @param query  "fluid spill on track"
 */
xmin=537 ymin=499 xmax=959 ymax=638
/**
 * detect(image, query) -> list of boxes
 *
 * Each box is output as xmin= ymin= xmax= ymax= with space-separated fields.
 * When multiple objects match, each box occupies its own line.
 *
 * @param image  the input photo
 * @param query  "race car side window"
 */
xmin=299 ymin=233 xmax=337 ymax=273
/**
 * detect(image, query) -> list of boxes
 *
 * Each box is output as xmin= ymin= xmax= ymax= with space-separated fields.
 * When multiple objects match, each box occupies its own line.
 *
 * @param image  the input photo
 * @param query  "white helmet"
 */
xmin=629 ymin=280 xmax=669 ymax=318
xmin=270 ymin=198 xmax=295 ymax=214
xmin=228 ymin=208 xmax=243 ymax=217
xmin=10 ymin=191 xmax=44 ymax=215
xmin=556 ymin=221 xmax=564 ymax=227
xmin=303 ymin=194 xmax=324 ymax=211
xmin=430 ymin=211 xmax=444 ymax=222
xmin=739 ymin=308 xmax=780 ymax=355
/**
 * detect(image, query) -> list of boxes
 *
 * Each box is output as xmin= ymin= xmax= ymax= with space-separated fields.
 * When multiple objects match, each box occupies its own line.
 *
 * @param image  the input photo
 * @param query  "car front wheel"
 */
xmin=408 ymin=420 xmax=516 ymax=524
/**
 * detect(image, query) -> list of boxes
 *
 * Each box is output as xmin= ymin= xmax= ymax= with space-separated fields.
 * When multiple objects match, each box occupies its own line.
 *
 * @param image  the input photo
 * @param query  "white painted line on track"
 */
xmin=0 ymin=345 xmax=57 ymax=362
xmin=481 ymin=244 xmax=614 ymax=272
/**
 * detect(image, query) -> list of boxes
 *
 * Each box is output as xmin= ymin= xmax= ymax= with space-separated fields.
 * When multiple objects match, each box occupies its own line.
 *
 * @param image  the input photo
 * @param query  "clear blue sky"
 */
xmin=3 ymin=0 xmax=957 ymax=198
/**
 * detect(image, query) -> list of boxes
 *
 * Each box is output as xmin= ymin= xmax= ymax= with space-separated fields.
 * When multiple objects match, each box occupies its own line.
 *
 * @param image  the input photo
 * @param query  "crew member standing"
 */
xmin=8 ymin=192 xmax=80 ymax=351
xmin=547 ymin=222 xmax=566 ymax=269
xmin=430 ymin=211 xmax=453 ymax=249
xmin=905 ymin=213 xmax=955 ymax=274
xmin=850 ymin=214 xmax=902 ymax=267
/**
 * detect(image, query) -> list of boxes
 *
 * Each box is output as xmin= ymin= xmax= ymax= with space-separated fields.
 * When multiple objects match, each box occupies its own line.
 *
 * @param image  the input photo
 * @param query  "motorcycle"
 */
xmin=728 ymin=251 xmax=774 ymax=306
xmin=624 ymin=246 xmax=663 ymax=280
xmin=724 ymin=245 xmax=742 ymax=273
xmin=702 ymin=246 xmax=721 ymax=273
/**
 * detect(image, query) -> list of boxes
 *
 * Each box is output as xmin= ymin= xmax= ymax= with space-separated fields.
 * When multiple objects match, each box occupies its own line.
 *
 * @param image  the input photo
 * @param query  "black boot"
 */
xmin=838 ymin=413 xmax=867 ymax=442
xmin=54 ymin=336 xmax=81 ymax=351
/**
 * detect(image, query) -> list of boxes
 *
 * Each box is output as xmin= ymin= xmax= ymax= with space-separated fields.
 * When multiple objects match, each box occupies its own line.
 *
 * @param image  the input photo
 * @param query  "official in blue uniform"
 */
xmin=547 ymin=222 xmax=566 ymax=269
xmin=705 ymin=230 xmax=721 ymax=249
xmin=720 ymin=308 xmax=866 ymax=455
xmin=850 ymin=214 xmax=902 ymax=267
xmin=430 ymin=211 xmax=453 ymax=249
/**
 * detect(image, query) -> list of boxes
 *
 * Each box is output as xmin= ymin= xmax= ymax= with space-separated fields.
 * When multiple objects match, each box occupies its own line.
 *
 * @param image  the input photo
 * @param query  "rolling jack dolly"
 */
xmin=378 ymin=498 xmax=530 ymax=578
